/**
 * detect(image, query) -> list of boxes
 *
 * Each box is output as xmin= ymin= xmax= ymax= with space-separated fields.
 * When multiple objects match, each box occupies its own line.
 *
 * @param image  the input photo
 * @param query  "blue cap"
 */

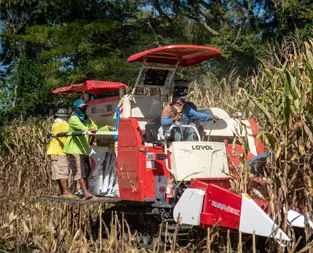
xmin=73 ymin=99 xmax=87 ymax=108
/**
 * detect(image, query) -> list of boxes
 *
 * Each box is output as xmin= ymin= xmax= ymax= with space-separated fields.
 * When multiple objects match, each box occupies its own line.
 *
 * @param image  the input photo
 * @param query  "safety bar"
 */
xmin=92 ymin=131 xmax=118 ymax=136
xmin=169 ymin=124 xmax=201 ymax=142
xmin=164 ymin=138 xmax=171 ymax=172
xmin=163 ymin=124 xmax=201 ymax=173
xmin=47 ymin=131 xmax=118 ymax=139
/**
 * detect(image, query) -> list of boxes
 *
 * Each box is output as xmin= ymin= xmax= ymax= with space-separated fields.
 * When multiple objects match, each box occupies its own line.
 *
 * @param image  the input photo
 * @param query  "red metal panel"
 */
xmin=144 ymin=146 xmax=160 ymax=199
xmin=190 ymin=178 xmax=209 ymax=191
xmin=144 ymin=160 xmax=162 ymax=199
xmin=201 ymin=183 xmax=241 ymax=229
xmin=225 ymin=143 xmax=256 ymax=178
xmin=118 ymin=171 xmax=142 ymax=200
xmin=225 ymin=142 xmax=269 ymax=188
xmin=144 ymin=168 xmax=156 ymax=199
xmin=191 ymin=179 xmax=270 ymax=229
xmin=128 ymin=45 xmax=222 ymax=67
xmin=191 ymin=178 xmax=231 ymax=190
xmin=117 ymin=119 xmax=145 ymax=202
xmin=117 ymin=119 xmax=172 ymax=202
xmin=143 ymin=146 xmax=172 ymax=200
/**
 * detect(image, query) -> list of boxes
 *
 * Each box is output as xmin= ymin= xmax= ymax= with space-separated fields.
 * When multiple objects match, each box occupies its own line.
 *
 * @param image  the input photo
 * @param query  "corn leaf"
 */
xmin=250 ymin=96 xmax=274 ymax=127
xmin=256 ymin=131 xmax=276 ymax=150
xmin=283 ymin=70 xmax=292 ymax=125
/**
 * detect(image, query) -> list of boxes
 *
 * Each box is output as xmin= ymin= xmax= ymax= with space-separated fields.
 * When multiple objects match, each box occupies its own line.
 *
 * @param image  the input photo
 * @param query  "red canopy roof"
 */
xmin=128 ymin=44 xmax=222 ymax=67
xmin=52 ymin=80 xmax=128 ymax=94
xmin=52 ymin=84 xmax=83 ymax=94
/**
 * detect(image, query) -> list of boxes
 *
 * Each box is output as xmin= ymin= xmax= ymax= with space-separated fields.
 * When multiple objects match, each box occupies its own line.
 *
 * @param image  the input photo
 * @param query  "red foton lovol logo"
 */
xmin=211 ymin=200 xmax=240 ymax=216
xmin=89 ymin=157 xmax=96 ymax=171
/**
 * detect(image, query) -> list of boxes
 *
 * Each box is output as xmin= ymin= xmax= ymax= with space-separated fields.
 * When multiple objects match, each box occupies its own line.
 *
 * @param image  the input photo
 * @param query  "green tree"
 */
xmin=1 ymin=0 xmax=313 ymax=121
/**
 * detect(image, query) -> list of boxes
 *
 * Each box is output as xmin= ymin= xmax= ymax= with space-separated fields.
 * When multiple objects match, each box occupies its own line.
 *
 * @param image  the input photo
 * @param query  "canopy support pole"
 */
xmin=130 ymin=57 xmax=147 ymax=99
xmin=167 ymin=61 xmax=180 ymax=88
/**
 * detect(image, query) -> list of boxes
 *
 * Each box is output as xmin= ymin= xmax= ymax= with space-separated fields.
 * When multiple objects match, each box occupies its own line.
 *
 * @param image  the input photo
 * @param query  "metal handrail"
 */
xmin=163 ymin=124 xmax=201 ymax=172
xmin=47 ymin=131 xmax=118 ymax=138
xmin=169 ymin=124 xmax=201 ymax=142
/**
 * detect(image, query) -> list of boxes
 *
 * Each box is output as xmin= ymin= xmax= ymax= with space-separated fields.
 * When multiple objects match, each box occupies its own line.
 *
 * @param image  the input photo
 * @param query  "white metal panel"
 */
xmin=88 ymin=146 xmax=110 ymax=195
xmin=245 ymin=120 xmax=257 ymax=156
xmin=173 ymin=188 xmax=205 ymax=226
xmin=88 ymin=146 xmax=119 ymax=197
xmin=87 ymin=100 xmax=119 ymax=126
xmin=121 ymin=95 xmax=132 ymax=118
xmin=200 ymin=118 xmax=247 ymax=137
xmin=87 ymin=101 xmax=119 ymax=116
xmin=239 ymin=194 xmax=290 ymax=241
xmin=170 ymin=141 xmax=229 ymax=181
xmin=288 ymin=209 xmax=313 ymax=228
xmin=198 ymin=107 xmax=230 ymax=118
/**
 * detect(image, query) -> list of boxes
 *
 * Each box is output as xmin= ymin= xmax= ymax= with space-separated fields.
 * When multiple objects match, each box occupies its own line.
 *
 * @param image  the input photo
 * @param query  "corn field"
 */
xmin=1 ymin=38 xmax=313 ymax=252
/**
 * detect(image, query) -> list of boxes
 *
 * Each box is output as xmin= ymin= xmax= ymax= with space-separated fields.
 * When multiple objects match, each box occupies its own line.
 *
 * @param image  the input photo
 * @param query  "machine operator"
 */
xmin=160 ymin=80 xmax=219 ymax=141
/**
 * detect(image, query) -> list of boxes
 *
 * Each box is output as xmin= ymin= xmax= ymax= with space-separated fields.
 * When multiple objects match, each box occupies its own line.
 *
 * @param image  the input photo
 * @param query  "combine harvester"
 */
xmin=43 ymin=45 xmax=312 ymax=248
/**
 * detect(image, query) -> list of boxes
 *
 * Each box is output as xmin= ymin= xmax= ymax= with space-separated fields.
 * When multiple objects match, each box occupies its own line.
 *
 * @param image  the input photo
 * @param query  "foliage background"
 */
xmin=1 ymin=1 xmax=313 ymax=252
xmin=0 ymin=0 xmax=312 ymax=121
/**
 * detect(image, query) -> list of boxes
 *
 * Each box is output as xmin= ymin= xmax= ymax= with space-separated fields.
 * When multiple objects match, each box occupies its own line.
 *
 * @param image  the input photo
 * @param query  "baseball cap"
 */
xmin=174 ymin=78 xmax=190 ymax=85
xmin=78 ymin=103 xmax=87 ymax=108
xmin=173 ymin=85 xmax=188 ymax=99
xmin=55 ymin=108 xmax=69 ymax=117
xmin=73 ymin=99 xmax=87 ymax=108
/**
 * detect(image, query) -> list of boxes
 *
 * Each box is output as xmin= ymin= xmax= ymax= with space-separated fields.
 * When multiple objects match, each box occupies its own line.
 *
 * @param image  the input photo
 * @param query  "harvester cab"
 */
xmin=45 ymin=44 xmax=313 ymax=246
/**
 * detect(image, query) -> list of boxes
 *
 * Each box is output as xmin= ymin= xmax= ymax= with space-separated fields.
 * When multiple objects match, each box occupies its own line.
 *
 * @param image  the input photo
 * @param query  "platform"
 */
xmin=39 ymin=195 xmax=120 ymax=205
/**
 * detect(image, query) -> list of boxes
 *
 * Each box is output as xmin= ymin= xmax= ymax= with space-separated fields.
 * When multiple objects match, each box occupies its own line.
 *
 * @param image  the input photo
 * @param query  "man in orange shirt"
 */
xmin=47 ymin=108 xmax=76 ymax=198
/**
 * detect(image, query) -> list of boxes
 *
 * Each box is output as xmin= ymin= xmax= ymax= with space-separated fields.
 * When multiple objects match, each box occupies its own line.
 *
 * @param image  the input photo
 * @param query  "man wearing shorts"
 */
xmin=63 ymin=99 xmax=113 ymax=200
xmin=47 ymin=108 xmax=76 ymax=198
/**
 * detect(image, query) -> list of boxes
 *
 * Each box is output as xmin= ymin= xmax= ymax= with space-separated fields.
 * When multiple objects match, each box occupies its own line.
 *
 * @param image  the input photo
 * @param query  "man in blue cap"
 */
xmin=161 ymin=83 xmax=219 ymax=141
xmin=63 ymin=99 xmax=114 ymax=200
